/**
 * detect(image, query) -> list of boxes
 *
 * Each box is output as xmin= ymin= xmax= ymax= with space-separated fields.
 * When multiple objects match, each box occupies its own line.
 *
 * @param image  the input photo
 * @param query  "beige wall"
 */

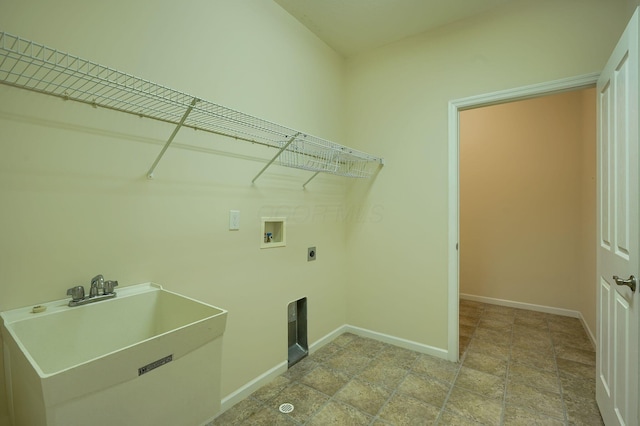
xmin=459 ymin=89 xmax=596 ymax=334
xmin=0 ymin=0 xmax=349 ymax=419
xmin=344 ymin=0 xmax=629 ymax=349
xmin=0 ymin=0 xmax=632 ymax=421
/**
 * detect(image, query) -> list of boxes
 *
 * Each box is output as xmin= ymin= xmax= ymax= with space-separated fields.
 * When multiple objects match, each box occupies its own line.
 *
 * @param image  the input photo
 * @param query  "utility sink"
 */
xmin=1 ymin=282 xmax=228 ymax=426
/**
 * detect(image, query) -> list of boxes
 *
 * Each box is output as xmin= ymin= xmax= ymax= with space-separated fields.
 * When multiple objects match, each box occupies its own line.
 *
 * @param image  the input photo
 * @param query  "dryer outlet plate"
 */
xmin=307 ymin=247 xmax=316 ymax=262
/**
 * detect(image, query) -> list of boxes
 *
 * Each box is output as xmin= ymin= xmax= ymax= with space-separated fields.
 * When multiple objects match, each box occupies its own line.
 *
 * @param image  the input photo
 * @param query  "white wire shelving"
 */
xmin=0 ymin=31 xmax=384 ymax=187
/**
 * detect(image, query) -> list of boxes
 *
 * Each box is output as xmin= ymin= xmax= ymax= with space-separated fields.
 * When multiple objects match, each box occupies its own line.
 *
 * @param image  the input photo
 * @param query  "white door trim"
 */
xmin=447 ymin=73 xmax=599 ymax=362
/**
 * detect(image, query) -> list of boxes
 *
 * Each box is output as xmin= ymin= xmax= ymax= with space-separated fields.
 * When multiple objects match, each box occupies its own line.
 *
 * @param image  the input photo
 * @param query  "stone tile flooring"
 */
xmin=211 ymin=300 xmax=603 ymax=425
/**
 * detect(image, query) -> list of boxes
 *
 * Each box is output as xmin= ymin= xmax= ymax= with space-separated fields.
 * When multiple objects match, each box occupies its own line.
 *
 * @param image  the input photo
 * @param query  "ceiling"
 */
xmin=273 ymin=0 xmax=519 ymax=57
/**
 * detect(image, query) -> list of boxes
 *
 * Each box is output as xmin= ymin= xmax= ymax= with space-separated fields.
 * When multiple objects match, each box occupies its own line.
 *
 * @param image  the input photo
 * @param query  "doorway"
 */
xmin=447 ymin=73 xmax=599 ymax=361
xmin=458 ymin=87 xmax=596 ymax=355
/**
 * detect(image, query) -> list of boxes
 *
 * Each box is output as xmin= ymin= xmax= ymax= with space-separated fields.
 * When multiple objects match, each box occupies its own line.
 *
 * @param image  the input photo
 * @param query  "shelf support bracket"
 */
xmin=252 ymin=133 xmax=300 ymax=183
xmin=302 ymin=172 xmax=321 ymax=189
xmin=147 ymin=98 xmax=198 ymax=179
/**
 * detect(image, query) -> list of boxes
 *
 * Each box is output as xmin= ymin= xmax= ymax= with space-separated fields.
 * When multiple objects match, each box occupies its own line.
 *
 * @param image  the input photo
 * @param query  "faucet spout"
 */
xmin=90 ymin=274 xmax=105 ymax=297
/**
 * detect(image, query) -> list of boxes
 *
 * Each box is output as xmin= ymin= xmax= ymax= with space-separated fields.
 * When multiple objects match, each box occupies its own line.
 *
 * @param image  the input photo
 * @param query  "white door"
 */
xmin=596 ymin=7 xmax=640 ymax=426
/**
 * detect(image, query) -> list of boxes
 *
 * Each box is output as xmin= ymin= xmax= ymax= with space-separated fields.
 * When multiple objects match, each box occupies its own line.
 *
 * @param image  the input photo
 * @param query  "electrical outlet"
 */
xmin=308 ymin=247 xmax=316 ymax=261
xmin=229 ymin=210 xmax=240 ymax=230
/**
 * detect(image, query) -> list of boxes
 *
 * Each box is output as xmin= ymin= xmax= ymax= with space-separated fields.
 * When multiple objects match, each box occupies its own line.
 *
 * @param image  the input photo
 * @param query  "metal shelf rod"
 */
xmin=302 ymin=172 xmax=320 ymax=189
xmin=147 ymin=98 xmax=198 ymax=179
xmin=252 ymin=133 xmax=300 ymax=183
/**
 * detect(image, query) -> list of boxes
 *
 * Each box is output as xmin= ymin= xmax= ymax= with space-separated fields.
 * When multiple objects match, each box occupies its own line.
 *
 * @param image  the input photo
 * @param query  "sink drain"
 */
xmin=279 ymin=403 xmax=294 ymax=414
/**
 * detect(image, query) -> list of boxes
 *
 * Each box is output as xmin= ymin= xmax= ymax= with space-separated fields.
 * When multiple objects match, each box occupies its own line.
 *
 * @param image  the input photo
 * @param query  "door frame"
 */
xmin=447 ymin=73 xmax=599 ymax=361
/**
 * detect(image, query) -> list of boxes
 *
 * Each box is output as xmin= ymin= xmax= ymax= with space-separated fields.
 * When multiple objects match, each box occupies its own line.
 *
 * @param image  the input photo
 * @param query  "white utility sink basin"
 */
xmin=1 ymin=282 xmax=228 ymax=426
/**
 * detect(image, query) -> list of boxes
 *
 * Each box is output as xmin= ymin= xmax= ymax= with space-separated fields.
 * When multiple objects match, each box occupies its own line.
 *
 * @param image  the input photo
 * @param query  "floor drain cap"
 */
xmin=279 ymin=403 xmax=294 ymax=414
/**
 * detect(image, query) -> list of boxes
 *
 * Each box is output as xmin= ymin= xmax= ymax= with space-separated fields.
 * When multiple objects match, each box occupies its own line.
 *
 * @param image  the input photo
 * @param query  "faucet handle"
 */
xmin=66 ymin=285 xmax=85 ymax=301
xmin=104 ymin=280 xmax=118 ymax=294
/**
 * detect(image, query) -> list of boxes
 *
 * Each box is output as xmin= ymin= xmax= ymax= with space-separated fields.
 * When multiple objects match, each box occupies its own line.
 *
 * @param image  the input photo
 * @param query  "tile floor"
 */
xmin=211 ymin=300 xmax=603 ymax=425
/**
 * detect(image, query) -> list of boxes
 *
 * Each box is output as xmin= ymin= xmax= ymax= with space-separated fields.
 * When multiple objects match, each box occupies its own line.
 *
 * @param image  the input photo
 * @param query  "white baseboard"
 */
xmin=344 ymin=325 xmax=448 ymax=359
xmin=217 ymin=360 xmax=287 ymax=416
xmin=577 ymin=312 xmax=597 ymax=349
xmin=213 ymin=326 xmax=349 ymax=420
xmin=309 ymin=324 xmax=348 ymax=354
xmin=213 ymin=323 xmax=448 ymax=420
xmin=460 ymin=293 xmax=581 ymax=317
xmin=460 ymin=293 xmax=596 ymax=349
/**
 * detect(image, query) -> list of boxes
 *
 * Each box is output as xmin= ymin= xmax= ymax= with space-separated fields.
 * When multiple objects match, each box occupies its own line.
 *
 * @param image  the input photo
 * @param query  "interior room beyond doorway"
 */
xmin=459 ymin=87 xmax=597 ymax=346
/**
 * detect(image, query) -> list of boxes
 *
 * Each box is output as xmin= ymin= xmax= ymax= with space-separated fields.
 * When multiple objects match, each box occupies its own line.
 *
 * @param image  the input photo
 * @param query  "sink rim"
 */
xmin=1 ymin=282 xmax=165 ymax=324
xmin=1 ymin=282 xmax=228 ymax=378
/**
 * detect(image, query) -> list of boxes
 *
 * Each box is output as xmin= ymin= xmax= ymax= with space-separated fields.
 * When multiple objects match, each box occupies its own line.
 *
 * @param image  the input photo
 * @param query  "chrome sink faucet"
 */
xmin=90 ymin=274 xmax=104 ymax=297
xmin=66 ymin=274 xmax=118 ymax=307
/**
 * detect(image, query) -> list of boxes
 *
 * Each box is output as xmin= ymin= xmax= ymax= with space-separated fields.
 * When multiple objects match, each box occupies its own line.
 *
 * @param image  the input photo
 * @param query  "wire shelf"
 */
xmin=0 ymin=31 xmax=384 ymax=183
xmin=278 ymin=135 xmax=378 ymax=178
